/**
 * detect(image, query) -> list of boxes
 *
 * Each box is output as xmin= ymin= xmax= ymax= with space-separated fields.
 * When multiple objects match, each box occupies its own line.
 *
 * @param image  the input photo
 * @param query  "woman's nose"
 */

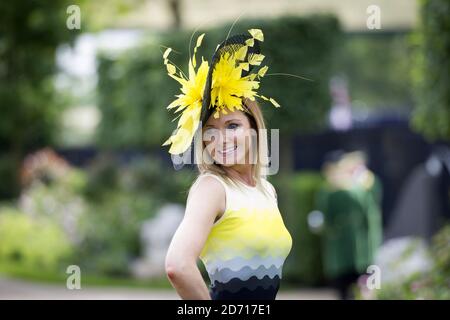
xmin=221 ymin=128 xmax=235 ymax=143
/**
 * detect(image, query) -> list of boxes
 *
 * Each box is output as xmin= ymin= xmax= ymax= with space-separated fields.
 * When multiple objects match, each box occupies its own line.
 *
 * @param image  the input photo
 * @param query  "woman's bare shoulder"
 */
xmin=262 ymin=178 xmax=277 ymax=200
xmin=192 ymin=174 xmax=225 ymax=194
xmin=187 ymin=174 xmax=226 ymax=213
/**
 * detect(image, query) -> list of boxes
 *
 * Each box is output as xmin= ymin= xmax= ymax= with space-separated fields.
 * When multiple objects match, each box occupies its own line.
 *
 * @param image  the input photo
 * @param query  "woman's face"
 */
xmin=202 ymin=110 xmax=256 ymax=166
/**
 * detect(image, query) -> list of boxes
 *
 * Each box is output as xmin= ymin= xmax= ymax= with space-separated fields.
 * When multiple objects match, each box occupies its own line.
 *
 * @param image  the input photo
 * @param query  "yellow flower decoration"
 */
xmin=208 ymin=29 xmax=279 ymax=118
xmin=162 ymin=34 xmax=209 ymax=155
xmin=162 ymin=29 xmax=280 ymax=155
xmin=209 ymin=46 xmax=259 ymax=118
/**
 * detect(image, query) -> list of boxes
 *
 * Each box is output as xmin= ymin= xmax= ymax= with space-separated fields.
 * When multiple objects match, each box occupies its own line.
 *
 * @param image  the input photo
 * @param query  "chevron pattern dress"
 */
xmin=198 ymin=173 xmax=292 ymax=300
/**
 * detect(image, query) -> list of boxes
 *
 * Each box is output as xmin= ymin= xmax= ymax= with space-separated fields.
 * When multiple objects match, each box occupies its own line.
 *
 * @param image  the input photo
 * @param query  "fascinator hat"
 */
xmin=162 ymin=29 xmax=280 ymax=155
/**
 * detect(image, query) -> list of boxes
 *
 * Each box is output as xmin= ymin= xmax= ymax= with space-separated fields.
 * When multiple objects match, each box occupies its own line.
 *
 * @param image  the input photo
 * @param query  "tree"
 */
xmin=411 ymin=0 xmax=450 ymax=141
xmin=0 ymin=0 xmax=80 ymax=198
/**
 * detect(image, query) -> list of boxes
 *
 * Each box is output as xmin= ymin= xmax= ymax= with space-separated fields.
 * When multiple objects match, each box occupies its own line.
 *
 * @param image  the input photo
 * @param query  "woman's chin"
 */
xmin=214 ymin=156 xmax=246 ymax=166
xmin=212 ymin=147 xmax=247 ymax=166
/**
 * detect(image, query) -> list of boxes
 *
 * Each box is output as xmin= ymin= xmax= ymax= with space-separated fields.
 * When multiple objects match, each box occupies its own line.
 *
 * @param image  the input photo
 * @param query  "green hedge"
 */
xmin=411 ymin=0 xmax=450 ymax=141
xmin=0 ymin=0 xmax=79 ymax=199
xmin=271 ymin=172 xmax=325 ymax=285
xmin=336 ymin=33 xmax=414 ymax=109
xmin=96 ymin=15 xmax=342 ymax=148
xmin=0 ymin=207 xmax=72 ymax=271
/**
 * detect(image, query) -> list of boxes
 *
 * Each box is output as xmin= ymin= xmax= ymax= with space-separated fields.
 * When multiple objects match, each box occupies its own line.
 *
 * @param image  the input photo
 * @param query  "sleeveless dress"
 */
xmin=197 ymin=173 xmax=292 ymax=300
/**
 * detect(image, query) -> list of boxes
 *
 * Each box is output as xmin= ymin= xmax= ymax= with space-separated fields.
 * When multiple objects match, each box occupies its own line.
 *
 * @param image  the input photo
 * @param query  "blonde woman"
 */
xmin=162 ymin=29 xmax=292 ymax=300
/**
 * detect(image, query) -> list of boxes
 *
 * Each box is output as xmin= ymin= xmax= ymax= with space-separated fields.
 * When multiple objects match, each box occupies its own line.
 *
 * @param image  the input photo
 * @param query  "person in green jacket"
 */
xmin=317 ymin=151 xmax=382 ymax=299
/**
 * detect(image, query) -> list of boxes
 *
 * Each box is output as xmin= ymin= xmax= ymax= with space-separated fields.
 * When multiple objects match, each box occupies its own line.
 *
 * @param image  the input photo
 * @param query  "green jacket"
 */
xmin=316 ymin=178 xmax=382 ymax=278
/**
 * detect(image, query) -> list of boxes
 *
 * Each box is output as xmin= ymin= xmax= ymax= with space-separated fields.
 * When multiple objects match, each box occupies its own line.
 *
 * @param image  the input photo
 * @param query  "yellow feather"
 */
xmin=258 ymin=65 xmax=268 ymax=77
xmin=163 ymin=48 xmax=172 ymax=59
xmin=248 ymin=53 xmax=265 ymax=66
xmin=163 ymin=27 xmax=280 ymax=155
xmin=248 ymin=29 xmax=264 ymax=42
xmin=162 ymin=137 xmax=172 ymax=146
xmin=196 ymin=33 xmax=205 ymax=47
xmin=192 ymin=33 xmax=206 ymax=69
xmin=166 ymin=63 xmax=176 ymax=75
xmin=235 ymin=46 xmax=248 ymax=61
xmin=269 ymin=97 xmax=281 ymax=108
xmin=240 ymin=62 xmax=249 ymax=71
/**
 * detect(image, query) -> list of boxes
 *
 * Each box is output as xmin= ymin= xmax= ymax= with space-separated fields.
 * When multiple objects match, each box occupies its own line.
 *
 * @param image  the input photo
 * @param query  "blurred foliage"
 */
xmin=0 ymin=155 xmax=18 ymax=200
xmin=74 ymin=153 xmax=193 ymax=276
xmin=96 ymin=48 xmax=173 ymax=148
xmin=373 ymin=224 xmax=450 ymax=299
xmin=19 ymin=171 xmax=88 ymax=245
xmin=432 ymin=224 xmax=450 ymax=278
xmin=96 ymin=15 xmax=342 ymax=149
xmin=0 ymin=149 xmax=192 ymax=278
xmin=271 ymin=171 xmax=325 ymax=285
xmin=73 ymin=192 xmax=157 ymax=277
xmin=84 ymin=153 xmax=194 ymax=205
xmin=79 ymin=0 xmax=146 ymax=31
xmin=0 ymin=0 xmax=81 ymax=199
xmin=410 ymin=0 xmax=450 ymax=141
xmin=0 ymin=161 xmax=84 ymax=274
xmin=336 ymin=33 xmax=414 ymax=109
xmin=0 ymin=207 xmax=73 ymax=271
xmin=244 ymin=16 xmax=341 ymax=135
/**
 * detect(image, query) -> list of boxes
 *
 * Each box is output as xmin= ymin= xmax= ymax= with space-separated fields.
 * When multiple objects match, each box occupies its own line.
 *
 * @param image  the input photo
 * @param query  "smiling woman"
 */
xmin=163 ymin=29 xmax=291 ymax=300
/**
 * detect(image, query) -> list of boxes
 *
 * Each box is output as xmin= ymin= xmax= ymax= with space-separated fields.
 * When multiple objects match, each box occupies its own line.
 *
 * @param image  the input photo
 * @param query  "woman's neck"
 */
xmin=223 ymin=164 xmax=255 ymax=187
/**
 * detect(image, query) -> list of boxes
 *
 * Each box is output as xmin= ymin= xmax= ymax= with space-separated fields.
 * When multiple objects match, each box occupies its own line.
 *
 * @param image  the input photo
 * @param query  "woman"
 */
xmin=162 ymin=29 xmax=292 ymax=300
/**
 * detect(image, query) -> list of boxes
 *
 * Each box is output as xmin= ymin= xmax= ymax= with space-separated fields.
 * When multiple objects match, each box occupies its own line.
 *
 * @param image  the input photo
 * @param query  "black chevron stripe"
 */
xmin=210 ymin=274 xmax=280 ymax=300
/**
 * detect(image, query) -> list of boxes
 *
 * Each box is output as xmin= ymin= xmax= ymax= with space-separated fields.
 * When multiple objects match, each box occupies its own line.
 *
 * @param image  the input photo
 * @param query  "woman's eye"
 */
xmin=227 ymin=123 xmax=239 ymax=129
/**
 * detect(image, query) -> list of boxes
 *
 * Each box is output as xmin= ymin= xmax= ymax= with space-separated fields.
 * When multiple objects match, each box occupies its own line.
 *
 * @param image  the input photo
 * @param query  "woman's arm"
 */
xmin=165 ymin=176 xmax=225 ymax=300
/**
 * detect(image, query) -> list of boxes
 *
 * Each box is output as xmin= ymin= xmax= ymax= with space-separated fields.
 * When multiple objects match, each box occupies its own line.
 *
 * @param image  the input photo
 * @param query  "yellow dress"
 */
xmin=197 ymin=173 xmax=292 ymax=300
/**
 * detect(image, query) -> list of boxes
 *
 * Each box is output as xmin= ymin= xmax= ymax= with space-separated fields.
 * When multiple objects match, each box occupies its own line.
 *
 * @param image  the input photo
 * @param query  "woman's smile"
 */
xmin=217 ymin=145 xmax=238 ymax=157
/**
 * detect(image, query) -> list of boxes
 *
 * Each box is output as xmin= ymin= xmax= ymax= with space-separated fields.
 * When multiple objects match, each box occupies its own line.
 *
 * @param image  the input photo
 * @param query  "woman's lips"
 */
xmin=217 ymin=145 xmax=237 ymax=157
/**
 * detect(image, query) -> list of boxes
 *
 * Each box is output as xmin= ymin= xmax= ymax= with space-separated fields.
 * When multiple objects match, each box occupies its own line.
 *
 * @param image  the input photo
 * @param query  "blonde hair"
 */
xmin=192 ymin=98 xmax=271 ymax=196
